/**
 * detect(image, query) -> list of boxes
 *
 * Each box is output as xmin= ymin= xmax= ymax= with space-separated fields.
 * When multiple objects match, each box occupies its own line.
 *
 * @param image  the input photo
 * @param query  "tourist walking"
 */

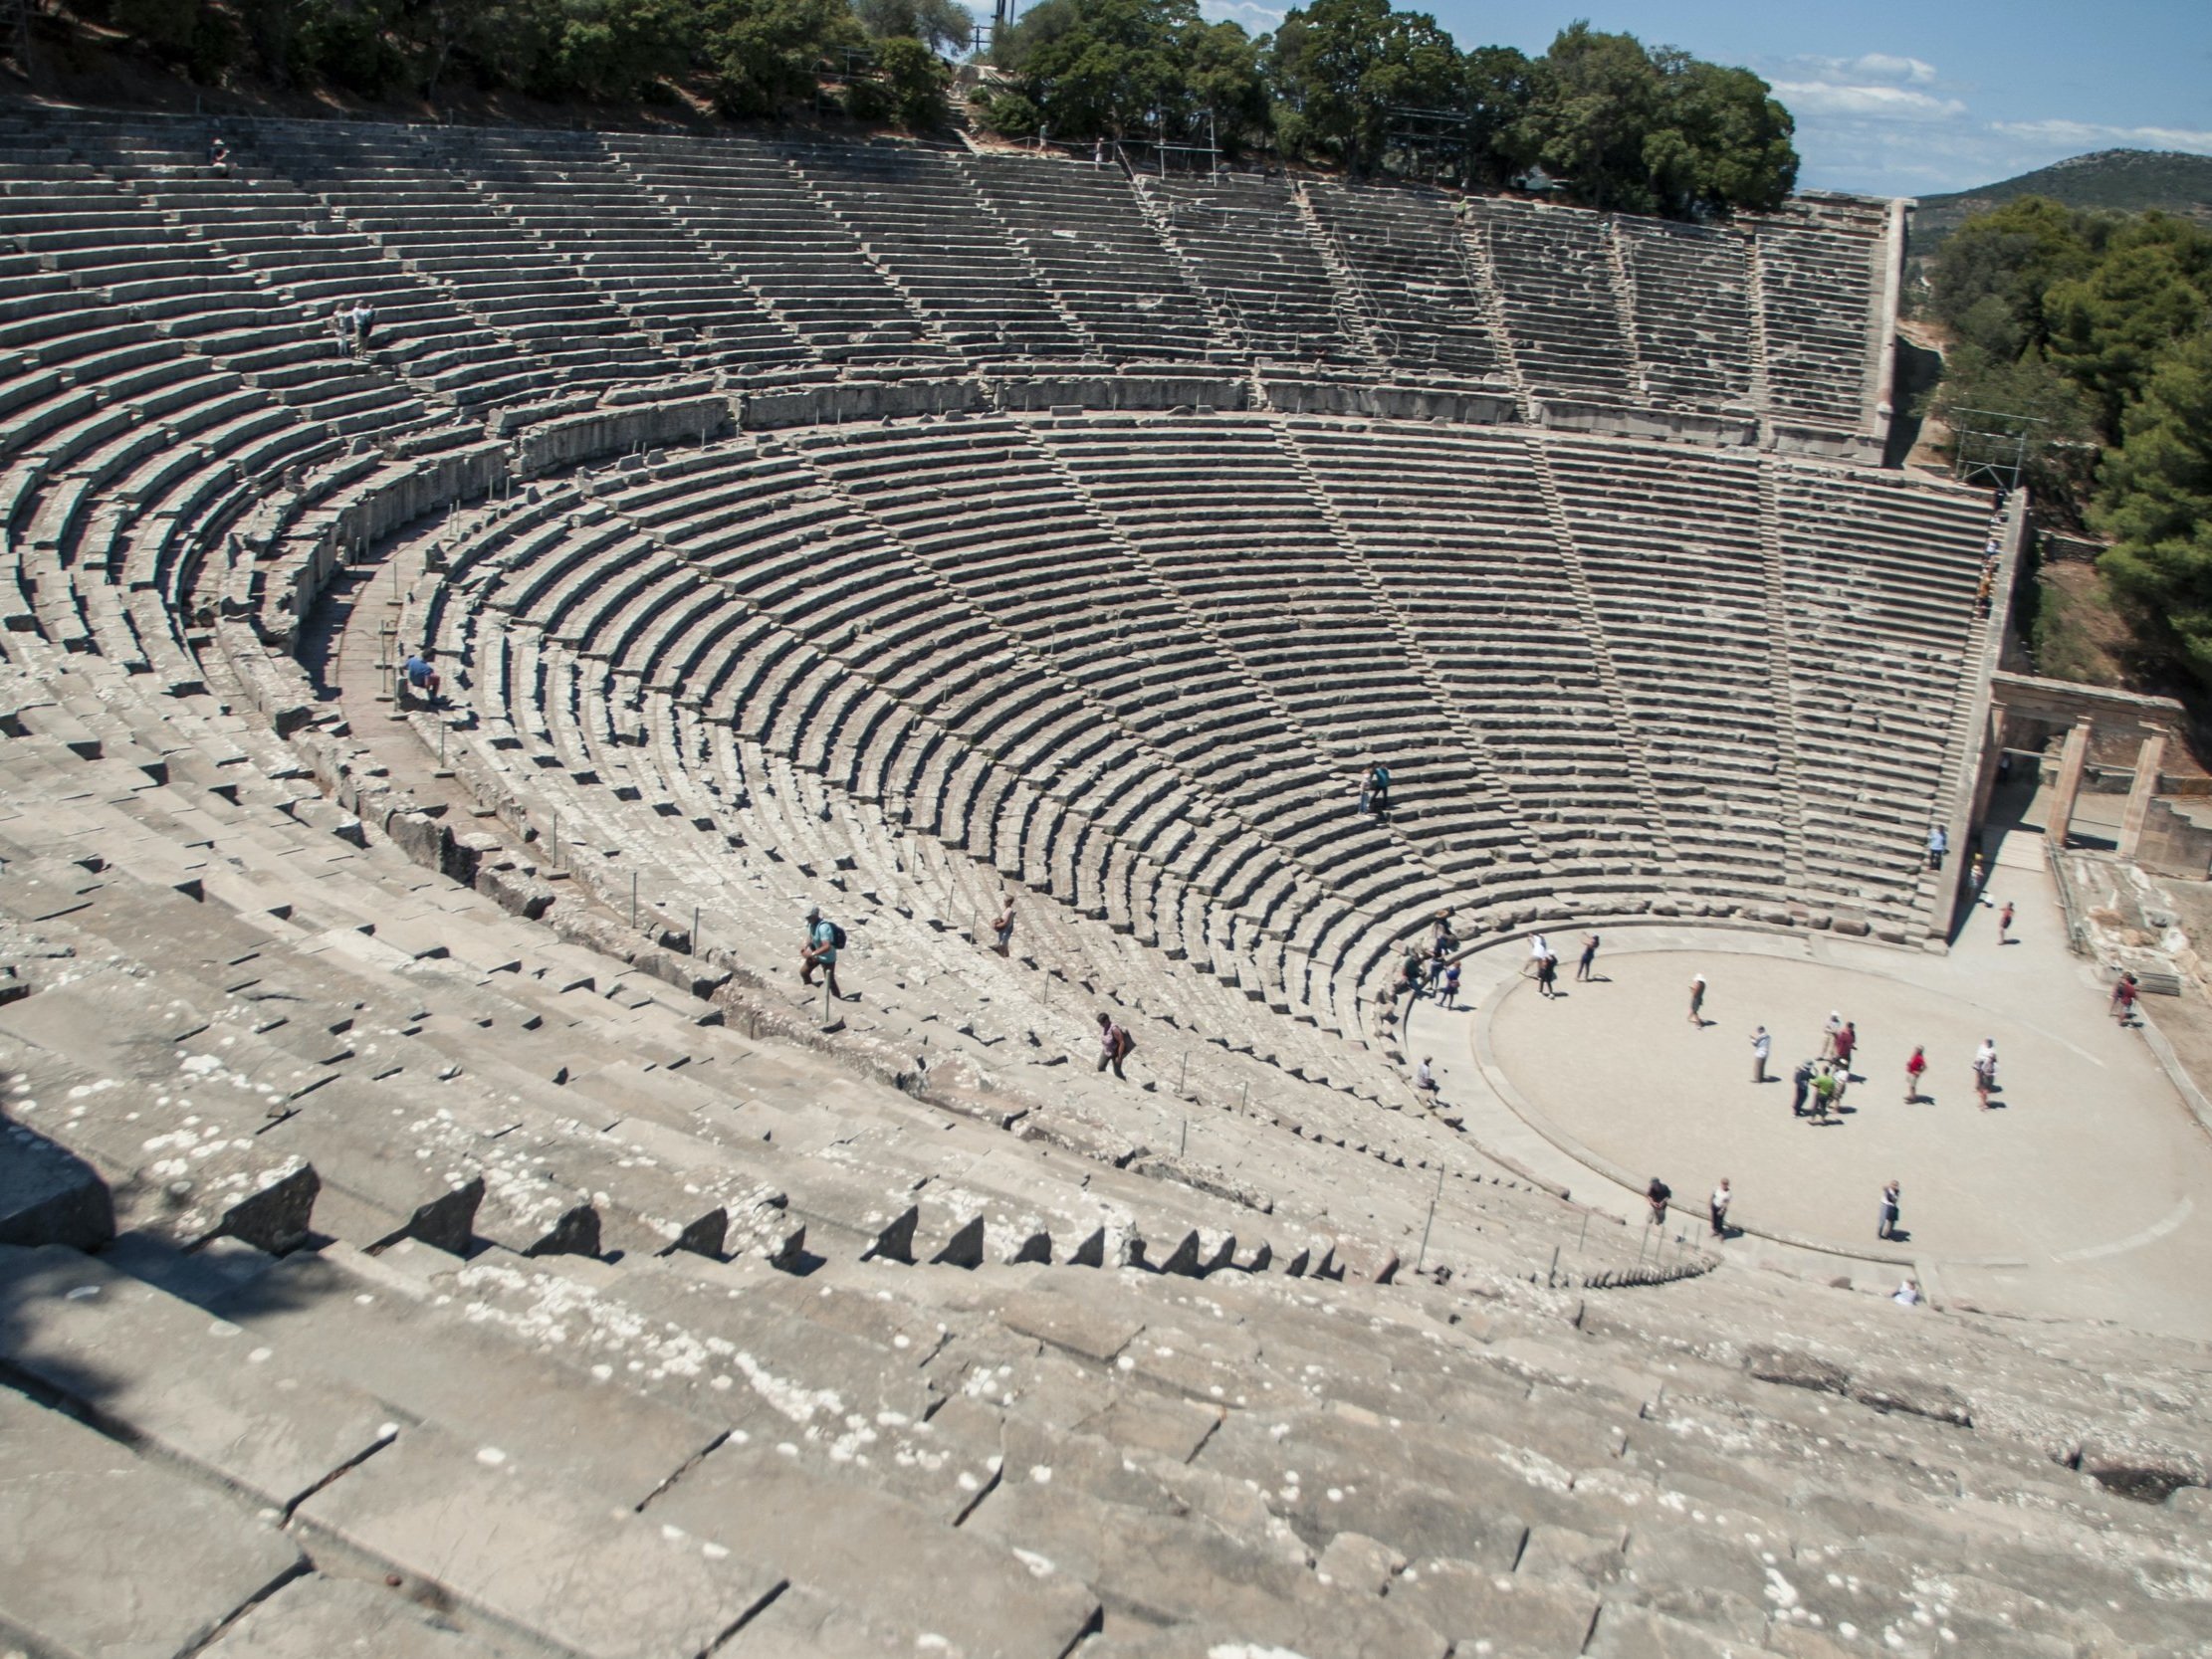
xmin=1439 ymin=961 xmax=1460 ymax=1008
xmin=1998 ymin=901 xmax=2015 ymax=943
xmin=1709 ymin=1177 xmax=1731 ymax=1238
xmin=1972 ymin=1038 xmax=1997 ymax=1110
xmin=351 ymin=299 xmax=376 ymax=353
xmin=1878 ymin=1179 xmax=1901 ymax=1240
xmin=989 ymin=896 xmax=1015 ymax=956
xmin=1790 ymin=1058 xmax=1813 ymax=1117
xmin=1834 ymin=1021 xmax=1858 ymax=1078
xmin=1576 ymin=933 xmax=1600 ymax=981
xmin=1926 ymin=825 xmax=1947 ymax=871
xmin=1687 ymin=973 xmax=1706 ymax=1026
xmin=1646 ymin=1176 xmax=1671 ymax=1226
xmin=2111 ymin=971 xmax=2139 ymax=1025
xmin=1820 ymin=1011 xmax=1843 ymax=1059
xmin=331 ymin=302 xmax=354 ymax=353
xmin=1535 ymin=952 xmax=1558 ymax=998
xmin=1904 ymin=1044 xmax=1927 ymax=1103
xmin=1750 ymin=1025 xmax=1771 ymax=1083
xmin=799 ymin=903 xmax=843 ymax=1001
xmin=1095 ymin=1011 xmax=1134 ymax=1079
xmin=1969 ymin=853 xmax=1989 ymax=903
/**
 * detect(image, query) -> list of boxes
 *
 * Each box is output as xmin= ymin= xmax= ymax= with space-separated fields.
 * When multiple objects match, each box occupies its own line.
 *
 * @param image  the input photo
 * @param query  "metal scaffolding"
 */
xmin=1950 ymin=407 xmax=2050 ymax=495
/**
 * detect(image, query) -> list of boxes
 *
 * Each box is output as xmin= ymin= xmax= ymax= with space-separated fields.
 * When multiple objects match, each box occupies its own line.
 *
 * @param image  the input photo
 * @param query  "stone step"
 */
xmin=0 ymin=1383 xmax=305 ymax=1659
xmin=291 ymin=1420 xmax=785 ymax=1659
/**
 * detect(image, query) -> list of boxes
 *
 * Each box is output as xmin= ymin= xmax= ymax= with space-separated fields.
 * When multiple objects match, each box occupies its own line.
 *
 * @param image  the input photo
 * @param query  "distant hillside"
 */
xmin=1909 ymin=148 xmax=2212 ymax=258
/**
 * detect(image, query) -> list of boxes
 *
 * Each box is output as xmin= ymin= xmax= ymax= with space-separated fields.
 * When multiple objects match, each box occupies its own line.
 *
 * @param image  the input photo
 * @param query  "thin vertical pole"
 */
xmin=630 ymin=872 xmax=638 ymax=929
xmin=1178 ymin=1050 xmax=1189 ymax=1098
xmin=693 ymin=905 xmax=701 ymax=954
xmin=1415 ymin=1162 xmax=1444 ymax=1273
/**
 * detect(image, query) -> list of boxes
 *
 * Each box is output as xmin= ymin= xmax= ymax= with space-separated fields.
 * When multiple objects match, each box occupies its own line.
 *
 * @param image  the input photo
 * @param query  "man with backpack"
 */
xmin=801 ymin=903 xmax=844 ymax=1001
xmin=1096 ymin=1010 xmax=1134 ymax=1079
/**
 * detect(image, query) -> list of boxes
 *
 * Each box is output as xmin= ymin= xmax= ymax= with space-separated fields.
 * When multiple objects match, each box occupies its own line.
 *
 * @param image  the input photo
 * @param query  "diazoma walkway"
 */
xmin=1430 ymin=822 xmax=2212 ymax=1338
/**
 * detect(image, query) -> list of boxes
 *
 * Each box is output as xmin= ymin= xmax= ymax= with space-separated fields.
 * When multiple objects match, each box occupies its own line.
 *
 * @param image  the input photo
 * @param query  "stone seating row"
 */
xmin=4 ymin=108 xmax=1894 ymax=438
xmin=958 ymin=151 xmax=1224 ymax=362
xmin=1746 ymin=196 xmax=1890 ymax=428
xmin=418 ymin=414 xmax=1989 ymax=1050
xmin=0 ymin=646 xmax=1512 ymax=1286
xmin=4 ymin=1148 xmax=2205 ymax=1659
xmin=1304 ymin=181 xmax=1507 ymax=383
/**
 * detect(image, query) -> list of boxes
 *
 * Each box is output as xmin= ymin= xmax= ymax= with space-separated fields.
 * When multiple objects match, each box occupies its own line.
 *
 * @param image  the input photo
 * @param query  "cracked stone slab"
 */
xmin=0 ymin=1385 xmax=304 ymax=1659
xmin=292 ymin=1424 xmax=784 ymax=1659
xmin=0 ymin=1243 xmax=398 ymax=1510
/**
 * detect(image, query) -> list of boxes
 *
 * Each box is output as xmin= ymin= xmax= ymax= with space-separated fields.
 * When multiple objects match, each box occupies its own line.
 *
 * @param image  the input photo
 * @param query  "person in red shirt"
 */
xmin=1834 ymin=1020 xmax=1858 ymax=1078
xmin=1904 ymin=1045 xmax=1927 ymax=1103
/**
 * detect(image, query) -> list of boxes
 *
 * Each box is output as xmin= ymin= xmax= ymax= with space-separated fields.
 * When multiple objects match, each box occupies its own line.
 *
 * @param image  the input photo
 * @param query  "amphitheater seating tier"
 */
xmin=2 ymin=109 xmax=1897 ymax=441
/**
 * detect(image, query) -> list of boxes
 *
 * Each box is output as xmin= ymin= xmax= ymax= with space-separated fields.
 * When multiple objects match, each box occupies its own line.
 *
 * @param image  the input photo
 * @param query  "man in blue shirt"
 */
xmin=402 ymin=650 xmax=439 ymax=708
xmin=801 ymin=902 xmax=841 ymax=1001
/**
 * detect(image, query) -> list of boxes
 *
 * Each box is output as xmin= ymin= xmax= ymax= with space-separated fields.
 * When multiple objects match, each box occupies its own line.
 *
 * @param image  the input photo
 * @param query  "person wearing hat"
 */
xmin=800 ymin=902 xmax=841 ymax=1001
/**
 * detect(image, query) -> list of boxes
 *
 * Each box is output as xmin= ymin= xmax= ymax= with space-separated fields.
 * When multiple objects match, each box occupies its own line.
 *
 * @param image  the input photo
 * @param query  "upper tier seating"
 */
xmin=0 ymin=108 xmax=1897 ymax=442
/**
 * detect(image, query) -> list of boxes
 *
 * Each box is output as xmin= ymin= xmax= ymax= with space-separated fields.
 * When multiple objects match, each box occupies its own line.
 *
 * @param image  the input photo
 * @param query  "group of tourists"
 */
xmin=331 ymin=299 xmax=380 ymax=356
xmin=1394 ymin=913 xmax=1464 ymax=1009
xmin=1752 ymin=1001 xmax=1998 ymax=1121
xmin=1522 ymin=932 xmax=1601 ymax=1000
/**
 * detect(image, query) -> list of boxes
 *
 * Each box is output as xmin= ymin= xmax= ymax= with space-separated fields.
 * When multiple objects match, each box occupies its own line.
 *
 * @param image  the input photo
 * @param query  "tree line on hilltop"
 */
xmin=79 ymin=0 xmax=1797 ymax=217
xmin=1925 ymin=200 xmax=2212 ymax=689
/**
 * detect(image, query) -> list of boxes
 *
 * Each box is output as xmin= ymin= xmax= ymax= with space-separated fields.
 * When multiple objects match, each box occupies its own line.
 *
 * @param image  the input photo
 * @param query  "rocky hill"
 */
xmin=1909 ymin=148 xmax=2212 ymax=257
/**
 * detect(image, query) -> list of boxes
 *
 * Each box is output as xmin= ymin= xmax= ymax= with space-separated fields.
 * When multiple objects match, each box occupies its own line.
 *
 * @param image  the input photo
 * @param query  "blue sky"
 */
xmin=1179 ymin=0 xmax=2212 ymax=196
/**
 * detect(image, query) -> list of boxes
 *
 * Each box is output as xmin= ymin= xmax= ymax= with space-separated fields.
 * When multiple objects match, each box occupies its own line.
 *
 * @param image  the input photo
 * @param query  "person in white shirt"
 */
xmin=1709 ymin=1178 xmax=1731 ymax=1237
xmin=1893 ymin=1278 xmax=1921 ymax=1307
xmin=1750 ymin=1026 xmax=1771 ymax=1083
xmin=1413 ymin=1056 xmax=1440 ymax=1099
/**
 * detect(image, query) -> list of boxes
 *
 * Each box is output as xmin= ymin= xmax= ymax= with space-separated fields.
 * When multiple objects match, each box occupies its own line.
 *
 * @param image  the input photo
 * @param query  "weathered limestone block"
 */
xmin=199 ymin=1573 xmax=511 ymax=1659
xmin=294 ymin=1425 xmax=783 ymax=1659
xmin=0 ymin=1387 xmax=304 ymax=1659
xmin=0 ymin=1115 xmax=112 ymax=1248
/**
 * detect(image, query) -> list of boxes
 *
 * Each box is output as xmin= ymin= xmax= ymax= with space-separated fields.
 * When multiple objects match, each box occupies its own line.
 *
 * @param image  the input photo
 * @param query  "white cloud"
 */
xmin=1197 ymin=0 xmax=1285 ymax=30
xmin=1836 ymin=53 xmax=1939 ymax=86
xmin=1991 ymin=118 xmax=2212 ymax=154
xmin=1772 ymin=82 xmax=1966 ymax=122
xmin=1779 ymin=52 xmax=1941 ymax=89
xmin=1754 ymin=48 xmax=2212 ymax=194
